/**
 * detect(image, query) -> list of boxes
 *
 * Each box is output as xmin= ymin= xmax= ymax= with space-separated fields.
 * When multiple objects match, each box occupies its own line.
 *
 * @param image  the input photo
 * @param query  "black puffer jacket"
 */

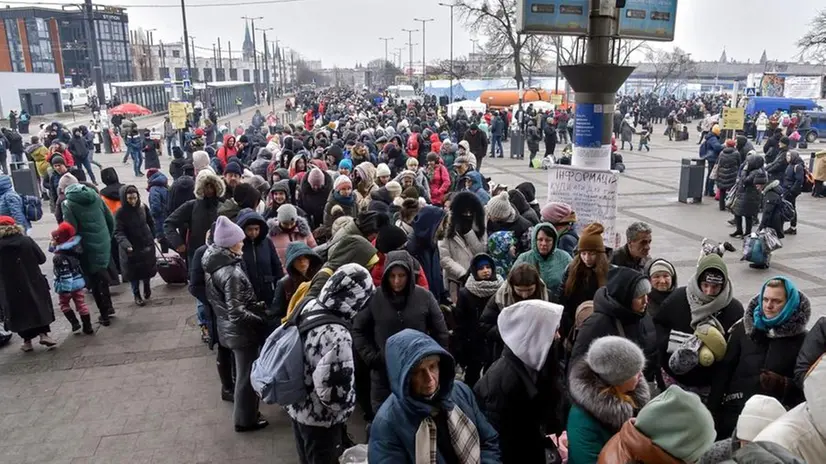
xmin=202 ymin=244 xmax=266 ymax=350
xmin=795 ymin=317 xmax=826 ymax=389
xmin=709 ymin=288 xmax=810 ymax=439
xmin=732 ymin=155 xmax=767 ymax=218
xmin=715 ymin=147 xmax=741 ymax=191
xmin=164 ymin=171 xmax=224 ymax=261
xmin=570 ymin=267 xmax=659 ymax=382
xmin=114 ymin=186 xmax=157 ymax=282
xmin=297 ymin=170 xmax=332 ymax=231
xmin=765 ymin=148 xmax=789 ymax=183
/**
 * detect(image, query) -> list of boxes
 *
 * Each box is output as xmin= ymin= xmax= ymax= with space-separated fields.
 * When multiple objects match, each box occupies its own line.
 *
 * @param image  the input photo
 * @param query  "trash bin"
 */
xmin=509 ymin=130 xmax=525 ymax=159
xmin=10 ymin=161 xmax=40 ymax=197
xmin=678 ymin=158 xmax=705 ymax=204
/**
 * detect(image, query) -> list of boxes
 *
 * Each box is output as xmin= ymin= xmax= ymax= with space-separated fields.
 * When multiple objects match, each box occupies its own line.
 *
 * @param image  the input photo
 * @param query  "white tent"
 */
xmin=447 ymin=100 xmax=487 ymax=117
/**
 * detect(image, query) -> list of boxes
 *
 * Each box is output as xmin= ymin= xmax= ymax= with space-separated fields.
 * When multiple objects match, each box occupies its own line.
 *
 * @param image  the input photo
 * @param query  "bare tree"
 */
xmin=431 ymin=56 xmax=479 ymax=80
xmin=797 ymin=9 xmax=826 ymax=63
xmin=521 ymin=35 xmax=549 ymax=86
xmin=645 ymin=47 xmax=696 ymax=95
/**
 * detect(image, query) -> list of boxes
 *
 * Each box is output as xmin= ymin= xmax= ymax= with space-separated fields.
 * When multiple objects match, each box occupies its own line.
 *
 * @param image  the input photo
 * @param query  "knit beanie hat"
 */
xmin=648 ymin=259 xmax=676 ymax=279
xmin=635 ymin=386 xmax=716 ymax=463
xmin=735 ymin=395 xmax=787 ymax=441
xmin=696 ymin=253 xmax=728 ymax=289
xmin=339 ymin=158 xmax=353 ymax=171
xmin=233 ymin=183 xmax=261 ymax=209
xmin=58 ymin=173 xmax=79 ymax=193
xmin=454 ymin=152 xmax=477 ymax=169
xmin=385 ymin=181 xmax=402 ymax=198
xmin=376 ymin=163 xmax=391 ymax=178
xmin=50 ymin=155 xmax=65 ymax=167
xmin=375 ymin=224 xmax=408 ymax=253
xmin=586 ymin=336 xmax=646 ymax=386
xmin=0 ymin=216 xmax=15 ymax=225
xmin=485 ymin=192 xmax=517 ymax=222
xmin=307 ymin=168 xmax=326 ymax=189
xmin=356 ymin=211 xmax=387 ymax=237
xmin=145 ymin=168 xmax=160 ymax=179
xmin=334 ymin=175 xmax=352 ymax=191
xmin=402 ymin=186 xmax=420 ymax=200
xmin=577 ymin=223 xmax=605 ymax=253
xmin=213 ymin=215 xmax=246 ymax=248
xmin=277 ymin=204 xmax=298 ymax=224
xmin=51 ymin=222 xmax=76 ymax=245
xmin=192 ymin=151 xmax=210 ymax=171
xmin=725 ymin=139 xmax=736 ymax=148
xmin=711 ymin=124 xmax=721 ymax=135
xmin=541 ymin=202 xmax=576 ymax=224
xmin=224 ymin=161 xmax=243 ymax=176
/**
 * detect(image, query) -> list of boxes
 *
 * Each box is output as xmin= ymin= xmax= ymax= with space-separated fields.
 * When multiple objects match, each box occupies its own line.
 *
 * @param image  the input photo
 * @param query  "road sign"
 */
xmin=745 ymin=87 xmax=756 ymax=97
xmin=164 ymin=77 xmax=172 ymax=93
xmin=618 ymin=0 xmax=679 ymax=42
xmin=722 ymin=107 xmax=745 ymax=131
xmin=182 ymin=79 xmax=192 ymax=95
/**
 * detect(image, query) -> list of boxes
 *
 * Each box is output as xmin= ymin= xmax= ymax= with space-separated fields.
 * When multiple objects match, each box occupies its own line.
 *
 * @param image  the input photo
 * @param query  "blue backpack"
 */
xmin=251 ymin=301 xmax=348 ymax=406
xmin=19 ymin=193 xmax=42 ymax=222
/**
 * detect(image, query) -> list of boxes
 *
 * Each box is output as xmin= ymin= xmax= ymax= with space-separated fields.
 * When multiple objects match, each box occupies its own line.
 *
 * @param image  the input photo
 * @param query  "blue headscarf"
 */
xmin=753 ymin=276 xmax=800 ymax=331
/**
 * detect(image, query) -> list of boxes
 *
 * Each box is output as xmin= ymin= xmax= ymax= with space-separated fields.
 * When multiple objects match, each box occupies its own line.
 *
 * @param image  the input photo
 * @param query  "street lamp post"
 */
xmin=438 ymin=2 xmax=455 ymax=103
xmin=401 ymin=28 xmax=418 ymax=82
xmin=413 ymin=18 xmax=434 ymax=88
xmin=242 ymin=16 xmax=264 ymax=104
xmin=379 ymin=37 xmax=393 ymax=87
xmin=256 ymin=27 xmax=273 ymax=108
xmin=471 ymin=38 xmax=480 ymax=76
xmin=180 ymin=0 xmax=192 ymax=99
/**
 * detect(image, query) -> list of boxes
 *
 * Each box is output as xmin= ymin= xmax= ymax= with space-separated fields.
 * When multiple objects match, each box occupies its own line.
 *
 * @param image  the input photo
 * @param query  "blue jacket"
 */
xmin=782 ymin=156 xmax=806 ymax=197
xmin=407 ymin=206 xmax=447 ymax=303
xmin=700 ymin=133 xmax=723 ymax=163
xmin=461 ymin=170 xmax=491 ymax=205
xmin=0 ymin=175 xmax=28 ymax=229
xmin=368 ymin=329 xmax=501 ymax=464
xmin=147 ymin=171 xmax=169 ymax=238
xmin=235 ymin=208 xmax=283 ymax=306
xmin=50 ymin=236 xmax=86 ymax=293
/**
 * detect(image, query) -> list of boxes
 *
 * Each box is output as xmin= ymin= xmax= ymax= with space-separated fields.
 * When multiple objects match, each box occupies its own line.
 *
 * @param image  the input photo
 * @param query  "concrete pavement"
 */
xmin=0 ymin=123 xmax=823 ymax=463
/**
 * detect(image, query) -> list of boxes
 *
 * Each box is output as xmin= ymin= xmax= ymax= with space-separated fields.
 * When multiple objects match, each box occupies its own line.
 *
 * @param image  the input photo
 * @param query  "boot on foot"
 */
xmin=80 ymin=314 xmax=94 ymax=334
xmin=63 ymin=311 xmax=81 ymax=332
xmin=21 ymin=340 xmax=33 ymax=352
xmin=39 ymin=334 xmax=57 ymax=347
xmin=221 ymin=388 xmax=234 ymax=402
xmin=784 ymin=227 xmax=797 ymax=235
xmin=98 ymin=315 xmax=111 ymax=326
xmin=134 ymin=294 xmax=145 ymax=307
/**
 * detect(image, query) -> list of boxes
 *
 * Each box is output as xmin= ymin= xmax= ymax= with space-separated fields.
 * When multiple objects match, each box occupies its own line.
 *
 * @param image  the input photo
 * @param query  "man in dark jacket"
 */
xmin=765 ymin=137 xmax=789 ymax=181
xmin=490 ymin=113 xmax=505 ymax=158
xmin=353 ymin=250 xmax=449 ymax=414
xmin=407 ymin=205 xmax=448 ymax=303
xmin=611 ymin=222 xmax=653 ymax=272
xmin=794 ymin=317 xmax=826 ymax=389
xmin=69 ymin=128 xmax=96 ymax=184
xmin=781 ymin=150 xmax=805 ymax=235
xmin=463 ymin=123 xmax=488 ymax=171
xmin=716 ymin=140 xmax=742 ymax=211
xmin=701 ymin=126 xmax=724 ymax=196
xmin=570 ymin=267 xmax=660 ymax=384
xmin=735 ymin=135 xmax=754 ymax=165
xmin=474 ymin=300 xmax=565 ymax=464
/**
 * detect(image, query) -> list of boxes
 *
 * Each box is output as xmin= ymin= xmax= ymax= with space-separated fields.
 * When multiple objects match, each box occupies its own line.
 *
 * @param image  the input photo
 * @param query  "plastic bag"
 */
xmin=340 ymin=444 xmax=368 ymax=464
xmin=758 ymin=228 xmax=783 ymax=252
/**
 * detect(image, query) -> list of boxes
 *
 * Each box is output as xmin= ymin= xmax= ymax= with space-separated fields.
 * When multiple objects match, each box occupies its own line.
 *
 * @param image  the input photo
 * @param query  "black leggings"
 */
xmin=735 ymin=215 xmax=753 ymax=235
xmin=787 ymin=193 xmax=799 ymax=227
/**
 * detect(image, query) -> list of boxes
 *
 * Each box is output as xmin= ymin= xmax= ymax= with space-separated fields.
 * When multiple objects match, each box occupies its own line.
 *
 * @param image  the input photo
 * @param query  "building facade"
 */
xmin=0 ymin=5 xmax=132 ymax=87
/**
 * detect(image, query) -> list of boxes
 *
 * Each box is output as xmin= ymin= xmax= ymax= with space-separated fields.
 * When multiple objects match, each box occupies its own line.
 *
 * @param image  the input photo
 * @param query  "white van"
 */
xmin=61 ymin=88 xmax=89 ymax=111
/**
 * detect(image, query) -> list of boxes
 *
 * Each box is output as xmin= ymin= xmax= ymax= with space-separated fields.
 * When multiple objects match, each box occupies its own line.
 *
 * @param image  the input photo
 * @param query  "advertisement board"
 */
xmin=517 ymin=0 xmax=590 ymax=35
xmin=783 ymin=76 xmax=822 ymax=100
xmin=618 ymin=0 xmax=678 ymax=41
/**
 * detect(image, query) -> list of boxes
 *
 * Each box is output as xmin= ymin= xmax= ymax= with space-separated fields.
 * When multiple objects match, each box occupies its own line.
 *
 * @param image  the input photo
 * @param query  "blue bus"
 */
xmin=745 ymin=97 xmax=819 ymax=116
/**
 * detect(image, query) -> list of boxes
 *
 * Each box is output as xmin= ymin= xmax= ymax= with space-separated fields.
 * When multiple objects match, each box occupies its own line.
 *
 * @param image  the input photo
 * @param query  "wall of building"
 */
xmin=0 ymin=71 xmax=61 ymax=115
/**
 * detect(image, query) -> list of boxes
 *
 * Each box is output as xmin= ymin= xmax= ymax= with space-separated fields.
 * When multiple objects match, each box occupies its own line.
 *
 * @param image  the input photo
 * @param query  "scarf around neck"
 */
xmin=415 ymin=406 xmax=480 ymax=464
xmin=686 ymin=275 xmax=733 ymax=328
xmin=333 ymin=191 xmax=355 ymax=205
xmin=464 ymin=274 xmax=503 ymax=299
xmin=754 ymin=277 xmax=801 ymax=331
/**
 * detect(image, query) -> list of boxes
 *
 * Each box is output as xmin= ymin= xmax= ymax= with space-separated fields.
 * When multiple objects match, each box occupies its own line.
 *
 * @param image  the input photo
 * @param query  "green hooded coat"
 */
xmin=62 ymin=183 xmax=115 ymax=275
xmin=514 ymin=223 xmax=572 ymax=292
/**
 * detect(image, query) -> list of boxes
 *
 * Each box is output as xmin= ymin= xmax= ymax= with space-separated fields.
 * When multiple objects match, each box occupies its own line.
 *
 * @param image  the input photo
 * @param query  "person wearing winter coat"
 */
xmin=302 ymin=234 xmax=378 ymax=306
xmin=69 ymin=127 xmax=97 ymax=184
xmin=168 ymin=146 xmax=187 ymax=181
xmin=709 ymin=276 xmax=810 ymax=439
xmin=439 ymin=191 xmax=488 ymax=298
xmin=644 ymin=258 xmax=677 ymax=319
xmin=62 ymin=183 xmax=115 ymax=325
xmin=700 ymin=394 xmax=788 ymax=464
xmin=323 ymin=175 xmax=359 ymax=228
xmin=540 ymin=202 xmax=580 ymax=257
xmin=267 ymin=204 xmax=316 ymax=275
xmin=480 ymin=263 xmax=548 ymax=367
xmin=26 ymin=136 xmax=50 ymax=179
xmin=474 ymin=300 xmax=565 ymax=464
xmin=556 ymin=224 xmax=611 ymax=338
xmin=165 ymin=170 xmax=225 ymax=262
xmin=352 ymin=161 xmax=378 ymax=211
xmin=49 ymin=222 xmax=93 ymax=335
xmin=526 ymin=123 xmax=542 ymax=167
xmin=203 ymin=216 xmax=269 ymax=432
xmin=271 ymin=242 xmax=322 ymax=321
xmin=298 ymin=167 xmax=333 ymax=233
xmin=368 ymin=329 xmax=501 ymax=463
xmin=146 ymin=170 xmax=169 ymax=251
xmin=794 ymin=317 xmax=826 ymax=389
xmin=166 ymin=163 xmax=196 ymax=218
xmin=454 ymin=254 xmax=503 ymax=387
xmin=567 ymin=336 xmax=652 ymax=464
xmin=99 ymin=167 xmax=123 ymax=214
xmin=571 ymin=267 xmax=659 ymax=384
xmin=462 ymin=123 xmax=489 ymax=171
xmin=507 ymin=189 xmax=540 ymax=225
xmin=0 ymin=174 xmax=29 ymax=230
xmin=425 ymin=152 xmax=451 ymax=206
xmin=515 ymin=223 xmax=573 ymax=294
xmin=115 ymin=185 xmax=158 ymax=306
xmin=234 ymin=209 xmax=283 ymax=312
xmin=757 ymin=179 xmax=785 ymax=244
xmin=598 ymin=385 xmax=716 ymax=464
xmin=765 ymin=137 xmax=789 ymax=183
xmin=353 ymin=250 xmax=450 ymax=414
xmin=655 ymin=255 xmax=744 ymax=398
xmin=439 ymin=140 xmax=458 ymax=176
xmin=715 ymin=141 xmax=742 ymax=211
xmin=407 ymin=205 xmax=448 ymax=303
xmin=752 ymin=354 xmax=826 ymax=463
xmin=701 ymin=125 xmax=724 ymax=196
xmin=731 ymin=154 xmax=768 ymax=238
xmin=813 ymin=149 xmax=826 ymax=198
xmin=286 ymin=264 xmax=375 ymax=461
xmin=216 ymin=134 xmax=238 ymax=170
xmin=457 ymin=169 xmax=490 ymax=205
xmin=781 ymin=150 xmax=805 ymax=235
xmin=515 ymin=182 xmax=541 ymax=219
xmin=142 ymin=130 xmax=161 ymax=171
xmin=371 ymin=224 xmax=429 ymax=290
xmin=0 ymin=216 xmax=56 ymax=351
xmin=487 ymin=192 xmax=533 ymax=256
xmin=717 ymin=441 xmax=806 ymax=464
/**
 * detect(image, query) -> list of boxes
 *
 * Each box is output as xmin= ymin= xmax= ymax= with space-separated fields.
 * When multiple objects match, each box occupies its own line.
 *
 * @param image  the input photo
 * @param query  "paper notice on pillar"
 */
xmin=547 ymin=165 xmax=619 ymax=246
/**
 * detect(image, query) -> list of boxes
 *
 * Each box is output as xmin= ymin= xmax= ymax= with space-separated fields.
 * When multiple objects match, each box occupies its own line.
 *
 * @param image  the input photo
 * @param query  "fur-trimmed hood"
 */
xmin=0 ymin=223 xmax=24 ymax=238
xmin=448 ymin=191 xmax=486 ymax=239
xmin=744 ymin=290 xmax=811 ymax=339
xmin=568 ymin=359 xmax=651 ymax=432
xmin=267 ymin=215 xmax=312 ymax=237
xmin=194 ymin=170 xmax=225 ymax=200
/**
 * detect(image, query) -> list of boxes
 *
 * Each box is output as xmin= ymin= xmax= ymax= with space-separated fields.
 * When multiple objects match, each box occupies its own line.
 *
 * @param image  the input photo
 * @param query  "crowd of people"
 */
xmin=0 ymin=86 xmax=824 ymax=464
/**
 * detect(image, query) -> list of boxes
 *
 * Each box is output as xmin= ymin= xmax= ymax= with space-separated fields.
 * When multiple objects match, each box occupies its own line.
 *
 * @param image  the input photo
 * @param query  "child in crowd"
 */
xmin=49 ymin=222 xmax=94 ymax=334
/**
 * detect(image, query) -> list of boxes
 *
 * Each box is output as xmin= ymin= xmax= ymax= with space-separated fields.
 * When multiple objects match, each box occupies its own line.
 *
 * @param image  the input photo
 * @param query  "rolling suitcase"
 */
xmin=156 ymin=244 xmax=188 ymax=284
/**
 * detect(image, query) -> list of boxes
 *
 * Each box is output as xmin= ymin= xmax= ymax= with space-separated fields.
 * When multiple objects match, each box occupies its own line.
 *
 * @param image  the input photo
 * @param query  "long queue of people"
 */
xmin=1 ymin=87 xmax=825 ymax=464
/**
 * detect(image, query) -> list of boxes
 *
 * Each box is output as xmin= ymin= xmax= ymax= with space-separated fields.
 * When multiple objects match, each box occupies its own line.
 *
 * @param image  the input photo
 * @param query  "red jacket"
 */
xmin=406 ymin=133 xmax=420 ymax=157
xmin=370 ymin=251 xmax=429 ymax=290
xmin=304 ymin=110 xmax=314 ymax=128
xmin=216 ymin=134 xmax=238 ymax=169
xmin=430 ymin=134 xmax=442 ymax=155
xmin=428 ymin=162 xmax=451 ymax=206
xmin=47 ymin=149 xmax=74 ymax=167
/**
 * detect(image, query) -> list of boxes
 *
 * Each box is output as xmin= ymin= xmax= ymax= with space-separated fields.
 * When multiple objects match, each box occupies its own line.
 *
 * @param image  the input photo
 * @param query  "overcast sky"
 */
xmin=8 ymin=0 xmax=823 ymax=67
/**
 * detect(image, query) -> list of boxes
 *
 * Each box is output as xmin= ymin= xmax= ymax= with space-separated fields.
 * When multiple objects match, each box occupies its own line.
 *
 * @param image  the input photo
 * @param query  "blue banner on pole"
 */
xmin=574 ymin=103 xmax=604 ymax=148
xmin=618 ymin=0 xmax=678 ymax=42
xmin=516 ymin=0 xmax=590 ymax=35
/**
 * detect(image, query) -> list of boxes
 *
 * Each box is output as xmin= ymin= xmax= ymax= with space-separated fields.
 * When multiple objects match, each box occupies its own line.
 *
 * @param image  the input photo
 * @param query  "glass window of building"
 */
xmin=5 ymin=19 xmax=25 ymax=72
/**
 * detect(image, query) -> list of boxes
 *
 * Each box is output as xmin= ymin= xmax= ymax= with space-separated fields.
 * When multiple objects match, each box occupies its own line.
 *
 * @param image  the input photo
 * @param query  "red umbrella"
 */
xmin=108 ymin=103 xmax=152 ymax=116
